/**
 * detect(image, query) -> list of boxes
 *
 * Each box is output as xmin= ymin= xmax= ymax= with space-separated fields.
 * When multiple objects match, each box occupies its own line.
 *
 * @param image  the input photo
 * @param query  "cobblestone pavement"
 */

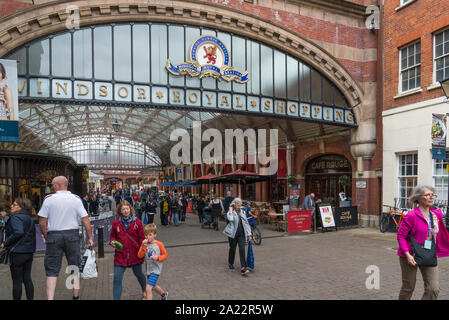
xmin=2 ymin=212 xmax=449 ymax=300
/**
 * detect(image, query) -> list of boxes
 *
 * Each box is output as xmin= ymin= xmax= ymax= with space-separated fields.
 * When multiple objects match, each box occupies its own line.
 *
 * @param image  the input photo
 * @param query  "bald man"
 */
xmin=38 ymin=176 xmax=94 ymax=300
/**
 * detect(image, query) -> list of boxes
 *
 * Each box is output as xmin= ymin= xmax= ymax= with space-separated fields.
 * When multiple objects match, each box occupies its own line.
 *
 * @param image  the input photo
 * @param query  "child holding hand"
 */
xmin=137 ymin=224 xmax=168 ymax=300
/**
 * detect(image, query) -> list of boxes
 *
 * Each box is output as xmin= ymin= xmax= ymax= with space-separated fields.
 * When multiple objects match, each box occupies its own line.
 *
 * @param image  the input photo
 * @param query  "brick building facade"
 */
xmin=0 ymin=0 xmax=382 ymax=226
xmin=382 ymin=0 xmax=449 ymax=209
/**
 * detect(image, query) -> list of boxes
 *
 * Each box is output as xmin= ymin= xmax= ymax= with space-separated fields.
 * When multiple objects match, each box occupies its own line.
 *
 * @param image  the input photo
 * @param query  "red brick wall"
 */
xmin=0 ymin=0 xmax=33 ymax=19
xmin=203 ymin=0 xmax=376 ymax=83
xmin=384 ymin=0 xmax=449 ymax=110
xmin=1 ymin=0 xmax=376 ymax=84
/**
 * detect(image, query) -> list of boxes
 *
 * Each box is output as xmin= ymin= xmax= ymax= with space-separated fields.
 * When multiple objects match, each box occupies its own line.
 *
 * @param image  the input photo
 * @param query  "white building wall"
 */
xmin=382 ymin=96 xmax=448 ymax=208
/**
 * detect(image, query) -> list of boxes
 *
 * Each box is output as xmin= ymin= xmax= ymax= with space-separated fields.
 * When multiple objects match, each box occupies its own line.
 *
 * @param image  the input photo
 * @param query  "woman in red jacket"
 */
xmin=110 ymin=200 xmax=146 ymax=300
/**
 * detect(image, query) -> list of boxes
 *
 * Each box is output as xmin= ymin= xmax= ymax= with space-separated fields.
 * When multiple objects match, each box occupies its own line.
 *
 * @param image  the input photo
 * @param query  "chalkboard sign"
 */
xmin=334 ymin=206 xmax=358 ymax=227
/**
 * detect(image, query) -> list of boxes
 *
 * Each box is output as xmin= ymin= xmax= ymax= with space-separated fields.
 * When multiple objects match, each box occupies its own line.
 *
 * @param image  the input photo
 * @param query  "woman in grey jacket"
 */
xmin=223 ymin=198 xmax=252 ymax=276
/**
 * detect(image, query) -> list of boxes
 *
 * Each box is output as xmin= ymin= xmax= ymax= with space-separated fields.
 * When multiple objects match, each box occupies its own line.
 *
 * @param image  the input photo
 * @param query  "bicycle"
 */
xmin=250 ymin=224 xmax=262 ymax=245
xmin=379 ymin=204 xmax=407 ymax=233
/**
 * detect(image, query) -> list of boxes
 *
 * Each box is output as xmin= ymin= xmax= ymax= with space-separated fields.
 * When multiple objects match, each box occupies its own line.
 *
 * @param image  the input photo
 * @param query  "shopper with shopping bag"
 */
xmin=79 ymin=248 xmax=98 ymax=280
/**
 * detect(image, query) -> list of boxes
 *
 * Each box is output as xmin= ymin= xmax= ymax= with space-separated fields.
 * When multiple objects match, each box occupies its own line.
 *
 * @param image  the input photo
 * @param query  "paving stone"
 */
xmin=1 ymin=213 xmax=448 ymax=300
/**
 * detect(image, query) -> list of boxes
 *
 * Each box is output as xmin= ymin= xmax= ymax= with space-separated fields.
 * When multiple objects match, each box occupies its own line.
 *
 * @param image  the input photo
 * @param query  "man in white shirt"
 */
xmin=38 ymin=176 xmax=94 ymax=300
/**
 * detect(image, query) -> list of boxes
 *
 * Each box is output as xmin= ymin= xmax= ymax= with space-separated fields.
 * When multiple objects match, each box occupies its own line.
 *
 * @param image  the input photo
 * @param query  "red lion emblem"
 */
xmin=203 ymin=45 xmax=217 ymax=65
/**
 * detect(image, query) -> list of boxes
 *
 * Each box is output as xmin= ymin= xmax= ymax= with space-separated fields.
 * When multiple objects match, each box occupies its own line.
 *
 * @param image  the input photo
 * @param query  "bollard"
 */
xmin=97 ymin=226 xmax=104 ymax=259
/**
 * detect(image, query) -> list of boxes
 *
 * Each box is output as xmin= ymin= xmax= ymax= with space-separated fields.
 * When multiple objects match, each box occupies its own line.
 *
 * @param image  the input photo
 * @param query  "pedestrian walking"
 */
xmin=145 ymin=198 xmax=157 ymax=225
xmin=209 ymin=194 xmax=224 ymax=231
xmin=169 ymin=195 xmax=178 ymax=225
xmin=134 ymin=197 xmax=142 ymax=222
xmin=37 ymin=176 xmax=94 ymax=300
xmin=1 ymin=198 xmax=36 ymax=300
xmin=88 ymin=194 xmax=98 ymax=216
xmin=223 ymin=191 xmax=234 ymax=215
xmin=397 ymin=185 xmax=449 ymax=300
xmin=109 ymin=200 xmax=147 ymax=300
xmin=181 ymin=194 xmax=187 ymax=222
xmin=196 ymin=196 xmax=206 ymax=224
xmin=160 ymin=197 xmax=169 ymax=226
xmin=137 ymin=224 xmax=168 ymax=300
xmin=223 ymin=198 xmax=252 ymax=276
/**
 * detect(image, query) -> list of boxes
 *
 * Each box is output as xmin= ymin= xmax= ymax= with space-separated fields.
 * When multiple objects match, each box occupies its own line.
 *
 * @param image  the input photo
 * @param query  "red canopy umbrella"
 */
xmin=191 ymin=174 xmax=219 ymax=184
xmin=211 ymin=169 xmax=270 ymax=197
xmin=191 ymin=174 xmax=220 ymax=195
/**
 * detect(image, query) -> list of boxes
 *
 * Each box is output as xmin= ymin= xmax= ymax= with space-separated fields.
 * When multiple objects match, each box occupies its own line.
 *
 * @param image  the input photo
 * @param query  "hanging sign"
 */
xmin=432 ymin=113 xmax=447 ymax=160
xmin=0 ymin=59 xmax=19 ymax=142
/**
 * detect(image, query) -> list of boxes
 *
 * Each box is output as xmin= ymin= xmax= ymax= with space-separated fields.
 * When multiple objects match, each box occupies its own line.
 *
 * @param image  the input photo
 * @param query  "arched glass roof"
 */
xmin=4 ymin=22 xmax=354 ymax=170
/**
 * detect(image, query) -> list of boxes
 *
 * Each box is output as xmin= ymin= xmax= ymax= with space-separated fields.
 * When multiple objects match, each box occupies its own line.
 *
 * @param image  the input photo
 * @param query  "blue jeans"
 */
xmin=113 ymin=264 xmax=147 ymax=300
xmin=173 ymin=212 xmax=179 ymax=225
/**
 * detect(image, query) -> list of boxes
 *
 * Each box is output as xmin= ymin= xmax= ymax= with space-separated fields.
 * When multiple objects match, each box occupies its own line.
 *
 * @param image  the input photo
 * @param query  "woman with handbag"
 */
xmin=223 ymin=198 xmax=252 ymax=276
xmin=1 ymin=198 xmax=36 ymax=300
xmin=109 ymin=200 xmax=147 ymax=300
xmin=397 ymin=185 xmax=449 ymax=300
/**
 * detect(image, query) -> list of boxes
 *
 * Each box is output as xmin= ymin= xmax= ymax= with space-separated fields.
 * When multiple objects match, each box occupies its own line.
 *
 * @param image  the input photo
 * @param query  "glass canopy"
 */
xmin=5 ymin=22 xmax=353 ymax=170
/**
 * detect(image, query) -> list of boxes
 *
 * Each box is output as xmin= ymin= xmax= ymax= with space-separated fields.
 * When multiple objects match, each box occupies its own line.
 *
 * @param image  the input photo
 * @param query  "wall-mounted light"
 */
xmin=439 ymin=77 xmax=449 ymax=102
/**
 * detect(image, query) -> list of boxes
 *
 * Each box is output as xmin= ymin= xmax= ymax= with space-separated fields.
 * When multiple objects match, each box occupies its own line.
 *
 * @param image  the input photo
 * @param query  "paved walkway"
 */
xmin=2 ymin=212 xmax=449 ymax=300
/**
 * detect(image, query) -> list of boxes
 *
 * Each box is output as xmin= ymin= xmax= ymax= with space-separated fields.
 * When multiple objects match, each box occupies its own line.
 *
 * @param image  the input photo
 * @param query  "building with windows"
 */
xmin=0 ymin=0 xmax=382 ymax=226
xmin=382 ymin=0 xmax=449 ymax=209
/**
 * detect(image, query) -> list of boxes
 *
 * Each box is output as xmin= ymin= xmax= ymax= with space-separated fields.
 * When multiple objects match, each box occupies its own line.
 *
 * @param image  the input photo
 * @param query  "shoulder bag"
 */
xmin=410 ymin=212 xmax=437 ymax=267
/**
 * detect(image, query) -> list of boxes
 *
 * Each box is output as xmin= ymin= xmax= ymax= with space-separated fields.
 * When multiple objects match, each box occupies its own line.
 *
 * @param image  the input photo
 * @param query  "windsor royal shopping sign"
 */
xmin=17 ymin=35 xmax=355 ymax=126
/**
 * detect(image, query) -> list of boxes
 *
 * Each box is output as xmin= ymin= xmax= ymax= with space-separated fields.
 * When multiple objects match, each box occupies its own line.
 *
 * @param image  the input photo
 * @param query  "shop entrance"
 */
xmin=305 ymin=155 xmax=352 ymax=207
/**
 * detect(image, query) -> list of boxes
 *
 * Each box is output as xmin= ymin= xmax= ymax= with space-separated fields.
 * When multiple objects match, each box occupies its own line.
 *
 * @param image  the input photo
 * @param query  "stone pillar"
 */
xmin=350 ymin=83 xmax=378 ymax=228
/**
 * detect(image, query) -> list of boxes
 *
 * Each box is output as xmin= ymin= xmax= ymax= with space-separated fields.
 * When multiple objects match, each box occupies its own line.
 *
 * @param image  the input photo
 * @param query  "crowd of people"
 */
xmin=8 ymin=178 xmax=449 ymax=300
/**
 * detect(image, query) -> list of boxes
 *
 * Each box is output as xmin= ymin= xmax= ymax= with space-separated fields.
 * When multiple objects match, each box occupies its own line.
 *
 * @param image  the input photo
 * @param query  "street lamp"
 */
xmin=439 ymin=77 xmax=449 ymax=101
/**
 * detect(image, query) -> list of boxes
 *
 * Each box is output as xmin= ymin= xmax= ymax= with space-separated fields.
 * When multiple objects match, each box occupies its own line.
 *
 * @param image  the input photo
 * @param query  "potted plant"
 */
xmin=338 ymin=175 xmax=351 ymax=194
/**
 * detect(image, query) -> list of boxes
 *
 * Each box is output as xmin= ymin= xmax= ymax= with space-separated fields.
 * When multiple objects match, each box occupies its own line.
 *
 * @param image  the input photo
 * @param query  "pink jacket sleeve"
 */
xmin=397 ymin=210 xmax=415 ymax=256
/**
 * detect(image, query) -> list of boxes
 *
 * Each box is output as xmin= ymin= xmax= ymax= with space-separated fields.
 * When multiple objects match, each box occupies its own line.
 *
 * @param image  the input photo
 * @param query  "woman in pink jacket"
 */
xmin=397 ymin=185 xmax=449 ymax=300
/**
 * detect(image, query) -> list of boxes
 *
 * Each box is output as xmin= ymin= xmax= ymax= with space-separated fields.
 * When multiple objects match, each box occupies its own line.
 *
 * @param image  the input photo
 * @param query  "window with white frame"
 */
xmin=433 ymin=153 xmax=449 ymax=202
xmin=434 ymin=28 xmax=449 ymax=83
xmin=400 ymin=42 xmax=421 ymax=92
xmin=398 ymin=153 xmax=418 ymax=208
xmin=401 ymin=0 xmax=411 ymax=5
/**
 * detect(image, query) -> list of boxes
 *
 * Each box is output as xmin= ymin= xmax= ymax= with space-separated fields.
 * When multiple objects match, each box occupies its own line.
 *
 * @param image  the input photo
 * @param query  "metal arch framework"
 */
xmin=17 ymin=103 xmax=226 ymax=168
xmin=4 ymin=18 xmax=361 ymax=170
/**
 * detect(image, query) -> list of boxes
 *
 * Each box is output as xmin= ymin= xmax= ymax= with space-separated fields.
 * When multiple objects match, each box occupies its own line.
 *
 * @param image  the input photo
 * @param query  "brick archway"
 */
xmin=0 ymin=0 xmax=364 ymax=115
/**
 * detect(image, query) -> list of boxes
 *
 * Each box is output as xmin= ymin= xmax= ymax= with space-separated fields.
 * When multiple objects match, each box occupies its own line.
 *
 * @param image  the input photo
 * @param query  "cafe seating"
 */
xmin=277 ymin=220 xmax=288 ymax=232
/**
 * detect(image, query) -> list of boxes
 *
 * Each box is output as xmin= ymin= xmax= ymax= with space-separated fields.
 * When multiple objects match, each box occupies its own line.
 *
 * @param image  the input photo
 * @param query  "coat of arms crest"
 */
xmin=166 ymin=35 xmax=249 ymax=83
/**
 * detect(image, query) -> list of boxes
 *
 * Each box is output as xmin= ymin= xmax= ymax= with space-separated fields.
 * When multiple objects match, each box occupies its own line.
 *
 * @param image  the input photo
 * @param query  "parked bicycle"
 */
xmin=251 ymin=224 xmax=262 ymax=245
xmin=433 ymin=200 xmax=448 ymax=226
xmin=379 ymin=204 xmax=408 ymax=233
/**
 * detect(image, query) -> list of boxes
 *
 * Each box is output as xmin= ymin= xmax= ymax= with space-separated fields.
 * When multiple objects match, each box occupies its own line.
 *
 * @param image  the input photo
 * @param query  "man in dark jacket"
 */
xmin=223 ymin=191 xmax=234 ymax=221
xmin=181 ymin=195 xmax=188 ymax=222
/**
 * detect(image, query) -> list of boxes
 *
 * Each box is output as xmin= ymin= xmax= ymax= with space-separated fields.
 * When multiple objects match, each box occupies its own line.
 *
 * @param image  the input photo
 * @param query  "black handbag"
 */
xmin=0 ymin=228 xmax=11 ymax=265
xmin=410 ymin=213 xmax=437 ymax=267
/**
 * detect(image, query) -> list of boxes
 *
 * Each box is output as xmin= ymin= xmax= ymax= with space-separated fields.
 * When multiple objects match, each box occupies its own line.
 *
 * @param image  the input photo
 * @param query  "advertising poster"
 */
xmin=431 ymin=113 xmax=447 ymax=160
xmin=0 ymin=59 xmax=19 ymax=142
xmin=318 ymin=205 xmax=336 ymax=228
xmin=287 ymin=210 xmax=312 ymax=232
